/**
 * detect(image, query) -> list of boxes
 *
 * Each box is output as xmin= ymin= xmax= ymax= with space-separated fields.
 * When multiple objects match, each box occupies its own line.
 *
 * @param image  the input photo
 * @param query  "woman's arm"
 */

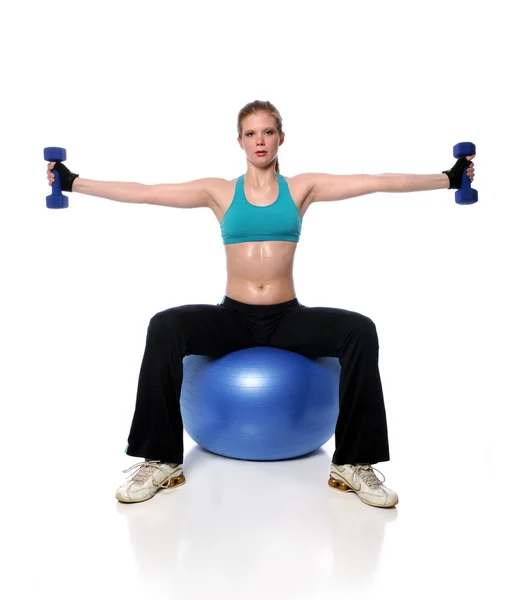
xmin=375 ymin=173 xmax=450 ymax=193
xmin=300 ymin=159 xmax=474 ymax=204
xmin=48 ymin=161 xmax=219 ymax=208
xmin=72 ymin=178 xmax=147 ymax=203
xmin=297 ymin=172 xmax=449 ymax=204
xmin=71 ymin=177 xmax=223 ymax=208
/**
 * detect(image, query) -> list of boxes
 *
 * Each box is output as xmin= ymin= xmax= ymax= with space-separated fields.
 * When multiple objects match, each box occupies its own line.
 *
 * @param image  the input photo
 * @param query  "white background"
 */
xmin=1 ymin=0 xmax=520 ymax=598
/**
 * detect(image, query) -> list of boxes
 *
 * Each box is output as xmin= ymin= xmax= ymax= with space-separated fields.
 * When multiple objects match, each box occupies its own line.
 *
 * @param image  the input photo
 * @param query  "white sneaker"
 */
xmin=328 ymin=463 xmax=399 ymax=508
xmin=116 ymin=460 xmax=186 ymax=503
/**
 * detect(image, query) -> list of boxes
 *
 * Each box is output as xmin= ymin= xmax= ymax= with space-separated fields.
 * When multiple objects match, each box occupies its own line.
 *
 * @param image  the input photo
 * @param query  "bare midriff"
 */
xmin=209 ymin=174 xmax=312 ymax=305
xmin=224 ymin=241 xmax=298 ymax=305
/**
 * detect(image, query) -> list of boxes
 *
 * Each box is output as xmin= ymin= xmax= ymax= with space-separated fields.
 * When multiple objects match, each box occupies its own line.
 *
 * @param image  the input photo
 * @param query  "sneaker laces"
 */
xmin=123 ymin=460 xmax=160 ymax=481
xmin=122 ymin=460 xmax=175 ymax=488
xmin=353 ymin=464 xmax=386 ymax=487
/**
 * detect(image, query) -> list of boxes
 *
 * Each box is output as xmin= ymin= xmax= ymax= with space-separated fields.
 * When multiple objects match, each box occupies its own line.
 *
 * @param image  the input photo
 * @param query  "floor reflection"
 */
xmin=116 ymin=446 xmax=398 ymax=594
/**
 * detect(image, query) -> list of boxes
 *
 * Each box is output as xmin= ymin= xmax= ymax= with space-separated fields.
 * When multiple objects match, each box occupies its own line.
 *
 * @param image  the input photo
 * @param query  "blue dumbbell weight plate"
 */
xmin=453 ymin=142 xmax=475 ymax=157
xmin=44 ymin=147 xmax=67 ymax=162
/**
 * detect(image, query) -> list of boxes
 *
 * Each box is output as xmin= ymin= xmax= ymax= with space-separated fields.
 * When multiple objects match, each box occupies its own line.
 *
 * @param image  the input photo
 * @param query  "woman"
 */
xmin=47 ymin=100 xmax=475 ymax=508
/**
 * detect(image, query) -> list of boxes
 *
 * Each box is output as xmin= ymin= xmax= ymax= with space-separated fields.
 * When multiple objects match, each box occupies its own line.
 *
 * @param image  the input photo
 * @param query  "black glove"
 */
xmin=442 ymin=157 xmax=471 ymax=190
xmin=52 ymin=161 xmax=79 ymax=192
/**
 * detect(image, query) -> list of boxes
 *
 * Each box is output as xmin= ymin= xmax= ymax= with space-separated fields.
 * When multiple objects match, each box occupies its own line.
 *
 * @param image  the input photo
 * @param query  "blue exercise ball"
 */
xmin=180 ymin=347 xmax=341 ymax=460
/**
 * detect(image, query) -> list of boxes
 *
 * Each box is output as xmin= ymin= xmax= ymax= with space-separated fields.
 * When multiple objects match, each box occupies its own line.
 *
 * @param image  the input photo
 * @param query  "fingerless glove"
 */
xmin=442 ymin=157 xmax=471 ymax=190
xmin=53 ymin=162 xmax=79 ymax=192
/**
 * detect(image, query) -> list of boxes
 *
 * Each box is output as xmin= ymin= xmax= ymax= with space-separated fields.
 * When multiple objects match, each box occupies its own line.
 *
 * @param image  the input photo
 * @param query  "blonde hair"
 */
xmin=237 ymin=100 xmax=283 ymax=173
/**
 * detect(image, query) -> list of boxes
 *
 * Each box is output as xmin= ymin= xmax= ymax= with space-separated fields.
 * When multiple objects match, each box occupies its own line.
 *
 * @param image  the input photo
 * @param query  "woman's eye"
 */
xmin=247 ymin=131 xmax=274 ymax=136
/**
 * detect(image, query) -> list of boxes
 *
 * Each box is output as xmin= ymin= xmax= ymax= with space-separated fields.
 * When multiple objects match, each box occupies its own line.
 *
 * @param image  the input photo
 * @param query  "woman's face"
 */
xmin=238 ymin=113 xmax=284 ymax=164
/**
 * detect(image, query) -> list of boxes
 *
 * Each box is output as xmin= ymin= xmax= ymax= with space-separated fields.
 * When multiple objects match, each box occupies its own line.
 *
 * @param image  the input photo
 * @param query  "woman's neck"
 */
xmin=244 ymin=168 xmax=278 ymax=188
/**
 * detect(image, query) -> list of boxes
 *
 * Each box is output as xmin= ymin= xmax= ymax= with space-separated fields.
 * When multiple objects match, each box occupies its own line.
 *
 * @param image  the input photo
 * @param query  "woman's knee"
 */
xmin=148 ymin=306 xmax=185 ymax=336
xmin=359 ymin=313 xmax=377 ymax=333
xmin=343 ymin=311 xmax=378 ymax=343
xmin=357 ymin=314 xmax=379 ymax=347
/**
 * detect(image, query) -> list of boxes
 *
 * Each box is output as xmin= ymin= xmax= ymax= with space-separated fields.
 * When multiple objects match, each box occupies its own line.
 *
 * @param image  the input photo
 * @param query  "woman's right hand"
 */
xmin=47 ymin=161 xmax=79 ymax=192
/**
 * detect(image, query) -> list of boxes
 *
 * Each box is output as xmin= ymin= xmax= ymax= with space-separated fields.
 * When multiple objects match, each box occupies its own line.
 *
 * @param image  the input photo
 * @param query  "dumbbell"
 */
xmin=453 ymin=142 xmax=478 ymax=205
xmin=44 ymin=147 xmax=69 ymax=209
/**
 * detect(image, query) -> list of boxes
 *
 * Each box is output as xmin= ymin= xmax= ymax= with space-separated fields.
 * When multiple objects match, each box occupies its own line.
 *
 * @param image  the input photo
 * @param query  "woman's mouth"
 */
xmin=256 ymin=151 xmax=267 ymax=156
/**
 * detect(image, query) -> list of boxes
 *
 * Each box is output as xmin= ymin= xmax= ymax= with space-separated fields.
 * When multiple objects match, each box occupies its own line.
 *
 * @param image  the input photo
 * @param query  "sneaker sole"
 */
xmin=328 ymin=475 xmax=356 ymax=494
xmin=328 ymin=476 xmax=398 ymax=508
xmin=116 ymin=473 xmax=186 ymax=504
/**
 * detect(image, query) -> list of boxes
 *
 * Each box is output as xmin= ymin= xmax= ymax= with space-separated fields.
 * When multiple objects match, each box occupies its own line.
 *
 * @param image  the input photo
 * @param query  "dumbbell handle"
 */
xmin=459 ymin=163 xmax=473 ymax=193
xmin=51 ymin=167 xmax=64 ymax=196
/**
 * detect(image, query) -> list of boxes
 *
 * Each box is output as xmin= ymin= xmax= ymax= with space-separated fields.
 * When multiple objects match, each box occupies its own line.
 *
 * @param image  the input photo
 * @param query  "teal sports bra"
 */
xmin=220 ymin=173 xmax=303 ymax=245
